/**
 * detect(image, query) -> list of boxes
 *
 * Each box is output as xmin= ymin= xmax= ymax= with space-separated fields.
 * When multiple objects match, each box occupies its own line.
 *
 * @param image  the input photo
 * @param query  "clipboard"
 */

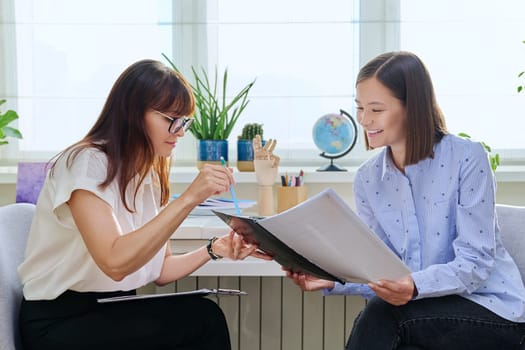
xmin=97 ymin=288 xmax=247 ymax=303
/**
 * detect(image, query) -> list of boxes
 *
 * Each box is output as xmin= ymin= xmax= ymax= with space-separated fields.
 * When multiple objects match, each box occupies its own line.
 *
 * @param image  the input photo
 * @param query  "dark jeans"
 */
xmin=20 ymin=290 xmax=231 ymax=350
xmin=346 ymin=295 xmax=525 ymax=350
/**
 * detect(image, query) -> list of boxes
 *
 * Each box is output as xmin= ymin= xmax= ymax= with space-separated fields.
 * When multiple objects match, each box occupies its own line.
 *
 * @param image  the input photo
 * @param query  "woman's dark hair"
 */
xmin=52 ymin=59 xmax=195 ymax=212
xmin=357 ymin=51 xmax=448 ymax=165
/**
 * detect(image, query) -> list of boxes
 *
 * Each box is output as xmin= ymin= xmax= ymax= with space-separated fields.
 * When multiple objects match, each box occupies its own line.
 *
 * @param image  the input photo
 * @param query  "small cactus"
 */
xmin=239 ymin=123 xmax=263 ymax=140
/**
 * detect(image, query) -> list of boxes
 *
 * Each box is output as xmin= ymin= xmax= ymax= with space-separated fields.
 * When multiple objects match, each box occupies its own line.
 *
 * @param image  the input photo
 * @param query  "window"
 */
xmin=1 ymin=0 xmax=363 ymax=166
xmin=200 ymin=0 xmax=361 ymax=164
xmin=1 ymin=0 xmax=174 ymax=160
xmin=397 ymin=0 xmax=525 ymax=161
xmin=194 ymin=0 xmax=525 ymax=163
xmin=1 ymin=0 xmax=524 ymax=166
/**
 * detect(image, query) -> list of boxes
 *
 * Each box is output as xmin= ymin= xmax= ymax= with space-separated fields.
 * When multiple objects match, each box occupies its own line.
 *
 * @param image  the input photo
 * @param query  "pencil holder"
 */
xmin=277 ymin=186 xmax=308 ymax=213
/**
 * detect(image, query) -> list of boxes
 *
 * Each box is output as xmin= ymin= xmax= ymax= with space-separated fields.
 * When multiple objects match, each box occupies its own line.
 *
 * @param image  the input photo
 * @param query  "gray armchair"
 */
xmin=0 ymin=203 xmax=35 ymax=350
xmin=496 ymin=204 xmax=525 ymax=283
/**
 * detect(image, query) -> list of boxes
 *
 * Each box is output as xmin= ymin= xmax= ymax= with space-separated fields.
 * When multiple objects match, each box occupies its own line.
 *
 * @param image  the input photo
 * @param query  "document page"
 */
xmin=257 ymin=188 xmax=411 ymax=283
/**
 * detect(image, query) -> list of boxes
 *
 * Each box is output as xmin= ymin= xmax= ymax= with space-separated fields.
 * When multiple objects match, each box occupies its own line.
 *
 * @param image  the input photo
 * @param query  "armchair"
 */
xmin=496 ymin=204 xmax=525 ymax=282
xmin=0 ymin=203 xmax=35 ymax=350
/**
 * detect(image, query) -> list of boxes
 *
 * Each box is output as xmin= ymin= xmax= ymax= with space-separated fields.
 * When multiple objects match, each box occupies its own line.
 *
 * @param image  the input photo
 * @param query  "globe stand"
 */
xmin=315 ymin=109 xmax=358 ymax=172
xmin=317 ymin=158 xmax=347 ymax=172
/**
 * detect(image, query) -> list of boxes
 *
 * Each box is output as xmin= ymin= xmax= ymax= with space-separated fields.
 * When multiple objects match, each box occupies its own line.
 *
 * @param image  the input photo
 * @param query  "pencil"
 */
xmin=220 ymin=156 xmax=241 ymax=215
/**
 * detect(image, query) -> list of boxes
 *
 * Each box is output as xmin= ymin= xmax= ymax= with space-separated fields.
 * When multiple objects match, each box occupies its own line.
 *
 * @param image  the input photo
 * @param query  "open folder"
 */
xmin=213 ymin=188 xmax=411 ymax=284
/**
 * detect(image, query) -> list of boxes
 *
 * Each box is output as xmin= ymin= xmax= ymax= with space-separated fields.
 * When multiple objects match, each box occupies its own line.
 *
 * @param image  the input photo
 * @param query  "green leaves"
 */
xmin=162 ymin=53 xmax=255 ymax=140
xmin=0 ymin=99 xmax=23 ymax=145
xmin=458 ymin=132 xmax=500 ymax=172
xmin=518 ymin=40 xmax=525 ymax=93
xmin=518 ymin=71 xmax=524 ymax=93
xmin=239 ymin=122 xmax=263 ymax=140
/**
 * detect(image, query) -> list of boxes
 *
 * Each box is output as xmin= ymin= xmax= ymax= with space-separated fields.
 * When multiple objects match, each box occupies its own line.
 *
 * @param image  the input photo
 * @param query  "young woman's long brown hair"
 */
xmin=52 ymin=59 xmax=195 ymax=212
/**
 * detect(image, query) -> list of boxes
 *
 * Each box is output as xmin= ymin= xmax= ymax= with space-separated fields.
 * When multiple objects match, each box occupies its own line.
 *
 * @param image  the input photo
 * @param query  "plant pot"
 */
xmin=237 ymin=139 xmax=255 ymax=172
xmin=237 ymin=139 xmax=266 ymax=172
xmin=197 ymin=140 xmax=228 ymax=169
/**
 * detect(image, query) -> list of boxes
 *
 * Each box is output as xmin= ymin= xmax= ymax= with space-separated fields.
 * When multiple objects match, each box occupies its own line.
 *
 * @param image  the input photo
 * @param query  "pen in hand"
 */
xmin=220 ymin=156 xmax=241 ymax=216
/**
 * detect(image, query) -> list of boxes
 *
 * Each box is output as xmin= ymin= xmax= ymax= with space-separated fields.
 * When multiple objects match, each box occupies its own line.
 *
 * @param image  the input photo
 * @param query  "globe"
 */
xmin=312 ymin=110 xmax=358 ymax=171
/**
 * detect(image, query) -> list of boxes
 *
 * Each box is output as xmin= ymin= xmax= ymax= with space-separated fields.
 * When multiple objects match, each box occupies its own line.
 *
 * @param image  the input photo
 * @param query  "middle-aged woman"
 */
xmin=18 ymin=59 xmax=268 ymax=350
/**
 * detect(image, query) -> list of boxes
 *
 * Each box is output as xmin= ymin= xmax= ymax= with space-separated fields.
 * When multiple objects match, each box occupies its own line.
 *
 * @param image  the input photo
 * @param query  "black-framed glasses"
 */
xmin=154 ymin=110 xmax=194 ymax=134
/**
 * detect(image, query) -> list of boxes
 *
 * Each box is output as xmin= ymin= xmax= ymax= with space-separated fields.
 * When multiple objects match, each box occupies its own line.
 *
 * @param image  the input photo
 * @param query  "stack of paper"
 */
xmin=172 ymin=195 xmax=257 ymax=216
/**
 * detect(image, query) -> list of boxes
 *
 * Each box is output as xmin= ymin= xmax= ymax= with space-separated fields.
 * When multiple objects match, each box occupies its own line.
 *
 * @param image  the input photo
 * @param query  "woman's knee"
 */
xmin=360 ymin=296 xmax=396 ymax=322
xmin=346 ymin=297 xmax=402 ymax=349
xmin=192 ymin=297 xmax=225 ymax=316
xmin=184 ymin=297 xmax=228 ymax=328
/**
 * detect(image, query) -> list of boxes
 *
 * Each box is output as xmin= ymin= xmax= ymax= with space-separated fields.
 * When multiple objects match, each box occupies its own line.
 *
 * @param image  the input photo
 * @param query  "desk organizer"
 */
xmin=277 ymin=186 xmax=307 ymax=213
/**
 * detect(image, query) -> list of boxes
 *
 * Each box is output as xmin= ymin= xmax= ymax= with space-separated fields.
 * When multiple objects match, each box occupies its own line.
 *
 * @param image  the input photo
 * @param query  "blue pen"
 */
xmin=220 ymin=156 xmax=241 ymax=216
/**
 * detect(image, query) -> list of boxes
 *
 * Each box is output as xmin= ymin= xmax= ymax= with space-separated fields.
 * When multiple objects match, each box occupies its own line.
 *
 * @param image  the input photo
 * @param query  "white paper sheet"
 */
xmin=257 ymin=188 xmax=411 ymax=283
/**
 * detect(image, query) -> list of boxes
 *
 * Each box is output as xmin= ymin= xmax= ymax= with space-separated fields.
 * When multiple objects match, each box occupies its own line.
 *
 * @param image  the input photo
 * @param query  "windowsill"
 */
xmin=0 ymin=164 xmax=524 ymax=184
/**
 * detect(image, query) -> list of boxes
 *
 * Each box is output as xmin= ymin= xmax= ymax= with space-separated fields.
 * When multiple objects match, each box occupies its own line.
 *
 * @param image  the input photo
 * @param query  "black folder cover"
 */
xmin=212 ymin=211 xmax=344 ymax=283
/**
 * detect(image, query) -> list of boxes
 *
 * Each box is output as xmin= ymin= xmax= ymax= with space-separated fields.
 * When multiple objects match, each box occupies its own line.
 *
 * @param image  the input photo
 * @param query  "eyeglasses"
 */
xmin=154 ymin=110 xmax=194 ymax=134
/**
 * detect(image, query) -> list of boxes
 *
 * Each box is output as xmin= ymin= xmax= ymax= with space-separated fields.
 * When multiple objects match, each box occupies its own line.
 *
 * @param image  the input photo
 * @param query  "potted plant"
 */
xmin=237 ymin=122 xmax=264 ymax=172
xmin=0 ymin=99 xmax=23 ymax=146
xmin=162 ymin=54 xmax=256 ymax=169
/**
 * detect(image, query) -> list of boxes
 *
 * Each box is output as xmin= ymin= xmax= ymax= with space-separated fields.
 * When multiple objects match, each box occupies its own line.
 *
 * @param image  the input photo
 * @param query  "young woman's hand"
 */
xmin=284 ymin=269 xmax=335 ymax=291
xmin=368 ymin=275 xmax=416 ymax=306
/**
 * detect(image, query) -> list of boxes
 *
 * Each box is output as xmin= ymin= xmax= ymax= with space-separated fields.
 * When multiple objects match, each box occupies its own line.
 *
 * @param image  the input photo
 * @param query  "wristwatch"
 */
xmin=207 ymin=236 xmax=223 ymax=260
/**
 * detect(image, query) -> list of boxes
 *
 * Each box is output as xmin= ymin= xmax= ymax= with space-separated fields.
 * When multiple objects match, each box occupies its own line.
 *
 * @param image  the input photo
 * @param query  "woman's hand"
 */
xmin=368 ymin=275 xmax=416 ymax=306
xmin=213 ymin=231 xmax=273 ymax=261
xmin=181 ymin=164 xmax=236 ymax=206
xmin=284 ymin=269 xmax=335 ymax=291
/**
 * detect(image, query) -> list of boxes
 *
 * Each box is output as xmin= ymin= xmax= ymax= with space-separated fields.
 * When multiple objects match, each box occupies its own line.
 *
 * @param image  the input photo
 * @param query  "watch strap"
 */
xmin=207 ymin=236 xmax=223 ymax=260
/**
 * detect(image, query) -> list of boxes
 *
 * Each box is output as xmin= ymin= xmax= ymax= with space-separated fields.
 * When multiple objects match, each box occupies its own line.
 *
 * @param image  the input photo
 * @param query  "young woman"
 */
xmin=286 ymin=51 xmax=525 ymax=349
xmin=18 ymin=59 xmax=267 ymax=350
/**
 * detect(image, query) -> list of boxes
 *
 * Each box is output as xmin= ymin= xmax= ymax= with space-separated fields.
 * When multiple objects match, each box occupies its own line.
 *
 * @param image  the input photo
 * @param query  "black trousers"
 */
xmin=346 ymin=295 xmax=525 ymax=350
xmin=19 ymin=290 xmax=231 ymax=350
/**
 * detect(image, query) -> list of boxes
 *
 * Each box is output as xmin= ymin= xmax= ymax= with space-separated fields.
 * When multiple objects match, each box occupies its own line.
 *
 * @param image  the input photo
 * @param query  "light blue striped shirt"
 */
xmin=324 ymin=134 xmax=525 ymax=322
